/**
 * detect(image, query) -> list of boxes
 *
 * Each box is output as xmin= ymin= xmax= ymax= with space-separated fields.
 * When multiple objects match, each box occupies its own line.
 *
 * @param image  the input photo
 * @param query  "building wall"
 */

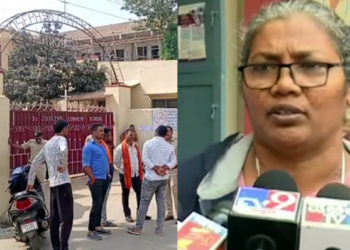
xmin=101 ymin=60 xmax=177 ymax=109
xmin=91 ymin=38 xmax=162 ymax=61
xmin=123 ymin=108 xmax=178 ymax=152
xmin=0 ymin=31 xmax=15 ymax=70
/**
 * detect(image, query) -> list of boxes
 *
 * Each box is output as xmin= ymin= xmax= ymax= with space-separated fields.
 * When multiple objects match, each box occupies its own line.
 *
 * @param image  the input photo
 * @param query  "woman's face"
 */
xmin=244 ymin=14 xmax=349 ymax=147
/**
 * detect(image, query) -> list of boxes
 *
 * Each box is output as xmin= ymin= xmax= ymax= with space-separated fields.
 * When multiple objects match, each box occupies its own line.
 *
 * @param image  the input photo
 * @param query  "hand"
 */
xmin=8 ymin=137 xmax=11 ymax=145
xmin=57 ymin=166 xmax=65 ymax=173
xmin=155 ymin=167 xmax=167 ymax=176
xmin=90 ymin=177 xmax=96 ymax=185
xmin=163 ymin=166 xmax=170 ymax=171
xmin=152 ymin=166 xmax=163 ymax=175
xmin=26 ymin=185 xmax=34 ymax=192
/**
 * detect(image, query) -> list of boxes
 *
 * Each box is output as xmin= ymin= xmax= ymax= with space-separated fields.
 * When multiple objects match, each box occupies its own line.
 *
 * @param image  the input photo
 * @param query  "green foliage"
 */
xmin=161 ymin=23 xmax=178 ymax=60
xmin=4 ymin=22 xmax=107 ymax=103
xmin=121 ymin=0 xmax=177 ymax=34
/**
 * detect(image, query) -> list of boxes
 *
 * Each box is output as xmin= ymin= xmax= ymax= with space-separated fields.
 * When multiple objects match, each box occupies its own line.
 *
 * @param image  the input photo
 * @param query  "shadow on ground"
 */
xmin=0 ymin=176 xmax=177 ymax=250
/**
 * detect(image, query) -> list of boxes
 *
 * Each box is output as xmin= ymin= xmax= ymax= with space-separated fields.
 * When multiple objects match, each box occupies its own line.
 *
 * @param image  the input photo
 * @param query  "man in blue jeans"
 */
xmin=101 ymin=128 xmax=117 ymax=227
xmin=127 ymin=125 xmax=177 ymax=236
xmin=83 ymin=124 xmax=112 ymax=241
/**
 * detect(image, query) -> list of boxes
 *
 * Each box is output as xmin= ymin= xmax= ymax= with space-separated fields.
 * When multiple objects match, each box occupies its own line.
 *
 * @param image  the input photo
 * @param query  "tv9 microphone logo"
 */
xmin=303 ymin=198 xmax=350 ymax=226
xmin=232 ymin=187 xmax=300 ymax=220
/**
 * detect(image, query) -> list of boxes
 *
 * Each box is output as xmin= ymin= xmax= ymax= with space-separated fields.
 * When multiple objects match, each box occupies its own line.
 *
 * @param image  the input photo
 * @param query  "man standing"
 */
xmin=83 ymin=124 xmax=111 ymax=241
xmin=26 ymin=120 xmax=73 ymax=250
xmin=119 ymin=124 xmax=138 ymax=142
xmin=100 ymin=128 xmax=117 ymax=227
xmin=127 ymin=125 xmax=177 ymax=236
xmin=164 ymin=126 xmax=178 ymax=223
xmin=9 ymin=132 xmax=48 ymax=182
xmin=114 ymin=130 xmax=151 ymax=222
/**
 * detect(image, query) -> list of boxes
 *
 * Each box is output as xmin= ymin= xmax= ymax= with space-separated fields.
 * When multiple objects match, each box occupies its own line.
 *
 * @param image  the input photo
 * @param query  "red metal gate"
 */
xmin=9 ymin=107 xmax=114 ymax=177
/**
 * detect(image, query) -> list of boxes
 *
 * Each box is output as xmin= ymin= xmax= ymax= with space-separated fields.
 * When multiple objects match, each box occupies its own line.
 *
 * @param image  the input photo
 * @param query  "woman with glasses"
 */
xmin=178 ymin=0 xmax=350 ymax=220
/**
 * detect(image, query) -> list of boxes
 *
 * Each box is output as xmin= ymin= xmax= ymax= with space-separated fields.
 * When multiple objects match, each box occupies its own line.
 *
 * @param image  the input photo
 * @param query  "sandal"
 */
xmin=102 ymin=221 xmax=117 ymax=227
xmin=127 ymin=227 xmax=141 ymax=235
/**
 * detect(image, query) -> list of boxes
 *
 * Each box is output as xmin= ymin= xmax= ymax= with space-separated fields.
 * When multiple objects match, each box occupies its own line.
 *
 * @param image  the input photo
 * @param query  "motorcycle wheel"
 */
xmin=28 ymin=233 xmax=40 ymax=250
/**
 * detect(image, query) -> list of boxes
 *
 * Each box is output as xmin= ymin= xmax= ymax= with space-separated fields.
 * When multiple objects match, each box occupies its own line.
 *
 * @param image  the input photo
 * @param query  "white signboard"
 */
xmin=152 ymin=109 xmax=177 ymax=131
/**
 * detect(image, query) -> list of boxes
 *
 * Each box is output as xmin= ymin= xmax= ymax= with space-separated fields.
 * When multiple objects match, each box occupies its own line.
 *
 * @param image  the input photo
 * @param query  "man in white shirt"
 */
xmin=27 ymin=120 xmax=73 ymax=250
xmin=127 ymin=125 xmax=177 ymax=236
xmin=164 ymin=126 xmax=178 ymax=223
xmin=114 ymin=130 xmax=151 ymax=222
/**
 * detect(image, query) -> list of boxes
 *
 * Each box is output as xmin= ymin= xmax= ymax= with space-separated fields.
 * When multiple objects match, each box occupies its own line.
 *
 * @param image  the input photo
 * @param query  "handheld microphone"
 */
xmin=299 ymin=183 xmax=350 ymax=250
xmin=227 ymin=171 xmax=301 ymax=250
xmin=206 ymin=200 xmax=234 ymax=228
xmin=177 ymin=211 xmax=227 ymax=250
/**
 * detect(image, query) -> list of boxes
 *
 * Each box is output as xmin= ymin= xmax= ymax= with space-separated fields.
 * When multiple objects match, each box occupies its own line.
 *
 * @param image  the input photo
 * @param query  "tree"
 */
xmin=4 ymin=21 xmax=107 ymax=103
xmin=121 ymin=0 xmax=177 ymax=38
xmin=160 ymin=23 xmax=177 ymax=60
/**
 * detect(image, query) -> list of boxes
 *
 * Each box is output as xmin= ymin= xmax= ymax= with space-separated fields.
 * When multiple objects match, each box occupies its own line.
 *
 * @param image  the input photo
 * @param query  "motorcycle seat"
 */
xmin=11 ymin=190 xmax=38 ymax=199
xmin=12 ymin=191 xmax=27 ymax=198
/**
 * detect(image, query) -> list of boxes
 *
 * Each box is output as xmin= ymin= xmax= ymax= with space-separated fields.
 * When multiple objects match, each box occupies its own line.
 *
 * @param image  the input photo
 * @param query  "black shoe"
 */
xmin=145 ymin=215 xmax=151 ymax=220
xmin=125 ymin=216 xmax=134 ymax=223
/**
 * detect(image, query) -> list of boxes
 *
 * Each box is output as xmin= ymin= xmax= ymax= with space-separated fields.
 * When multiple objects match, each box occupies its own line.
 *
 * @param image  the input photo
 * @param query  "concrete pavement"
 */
xmin=0 ymin=176 xmax=177 ymax=250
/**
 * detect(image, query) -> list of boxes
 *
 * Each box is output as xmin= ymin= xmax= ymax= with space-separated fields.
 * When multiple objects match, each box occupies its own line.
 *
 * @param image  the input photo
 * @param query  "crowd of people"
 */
xmin=11 ymin=120 xmax=177 ymax=249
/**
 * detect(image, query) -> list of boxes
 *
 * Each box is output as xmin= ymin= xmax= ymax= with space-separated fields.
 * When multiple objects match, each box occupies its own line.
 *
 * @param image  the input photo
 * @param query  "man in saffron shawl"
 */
xmin=114 ymin=130 xmax=151 ymax=222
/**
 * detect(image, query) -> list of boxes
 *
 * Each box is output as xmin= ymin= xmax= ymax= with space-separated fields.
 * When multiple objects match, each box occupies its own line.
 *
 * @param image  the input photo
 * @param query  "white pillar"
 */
xmin=0 ymin=68 xmax=10 ymax=214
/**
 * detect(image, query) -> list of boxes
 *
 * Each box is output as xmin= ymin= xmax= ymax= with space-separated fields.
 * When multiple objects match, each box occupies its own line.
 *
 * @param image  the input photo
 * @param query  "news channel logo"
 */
xmin=232 ymin=187 xmax=300 ymax=220
xmin=303 ymin=198 xmax=350 ymax=226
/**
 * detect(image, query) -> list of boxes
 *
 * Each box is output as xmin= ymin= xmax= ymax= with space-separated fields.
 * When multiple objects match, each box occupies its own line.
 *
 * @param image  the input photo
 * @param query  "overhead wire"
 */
xmin=57 ymin=0 xmax=132 ymax=21
xmin=106 ymin=0 xmax=125 ymax=5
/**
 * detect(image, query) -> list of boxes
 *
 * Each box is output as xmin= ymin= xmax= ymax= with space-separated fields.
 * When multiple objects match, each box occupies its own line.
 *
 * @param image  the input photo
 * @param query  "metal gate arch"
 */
xmin=0 ymin=9 xmax=124 ymax=84
xmin=10 ymin=108 xmax=114 ymax=177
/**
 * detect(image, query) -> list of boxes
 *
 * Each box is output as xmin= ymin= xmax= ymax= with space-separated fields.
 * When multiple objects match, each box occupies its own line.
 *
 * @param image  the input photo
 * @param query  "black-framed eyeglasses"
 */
xmin=237 ymin=62 xmax=343 ymax=89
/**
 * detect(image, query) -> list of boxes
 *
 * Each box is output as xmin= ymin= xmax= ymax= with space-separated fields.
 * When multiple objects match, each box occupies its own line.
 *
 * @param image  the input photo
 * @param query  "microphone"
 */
xmin=227 ymin=171 xmax=301 ymax=250
xmin=299 ymin=183 xmax=350 ymax=250
xmin=177 ymin=211 xmax=227 ymax=250
xmin=177 ymin=196 xmax=235 ymax=249
xmin=206 ymin=200 xmax=234 ymax=228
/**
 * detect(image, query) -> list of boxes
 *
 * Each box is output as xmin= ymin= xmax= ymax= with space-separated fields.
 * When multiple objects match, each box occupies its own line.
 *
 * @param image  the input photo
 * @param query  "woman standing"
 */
xmin=178 ymin=0 xmax=350 ymax=219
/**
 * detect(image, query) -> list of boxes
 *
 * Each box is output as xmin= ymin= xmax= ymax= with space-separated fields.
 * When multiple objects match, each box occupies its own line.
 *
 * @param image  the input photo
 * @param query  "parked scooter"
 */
xmin=7 ymin=165 xmax=49 ymax=250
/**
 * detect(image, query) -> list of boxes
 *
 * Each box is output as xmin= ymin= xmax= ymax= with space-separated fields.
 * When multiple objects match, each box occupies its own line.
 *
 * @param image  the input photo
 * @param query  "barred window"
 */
xmin=152 ymin=99 xmax=177 ymax=108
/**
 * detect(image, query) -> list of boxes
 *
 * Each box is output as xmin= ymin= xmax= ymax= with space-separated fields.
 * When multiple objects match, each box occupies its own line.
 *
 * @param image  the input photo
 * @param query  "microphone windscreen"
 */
xmin=316 ymin=183 xmax=350 ymax=200
xmin=206 ymin=200 xmax=233 ymax=228
xmin=253 ymin=170 xmax=298 ymax=192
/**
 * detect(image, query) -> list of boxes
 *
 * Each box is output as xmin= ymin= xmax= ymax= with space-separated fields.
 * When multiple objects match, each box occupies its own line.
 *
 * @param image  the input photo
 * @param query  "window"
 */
xmin=137 ymin=46 xmax=148 ymax=60
xmin=151 ymin=45 xmax=160 ymax=59
xmin=94 ymin=52 xmax=101 ymax=61
xmin=116 ymin=49 xmax=124 ymax=61
xmin=152 ymin=99 xmax=177 ymax=108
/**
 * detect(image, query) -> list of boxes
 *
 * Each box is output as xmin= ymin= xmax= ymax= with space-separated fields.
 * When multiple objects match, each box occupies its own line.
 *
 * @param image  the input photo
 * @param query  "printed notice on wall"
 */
xmin=139 ymin=109 xmax=178 ymax=132
xmin=153 ymin=109 xmax=177 ymax=130
xmin=178 ymin=2 xmax=206 ymax=61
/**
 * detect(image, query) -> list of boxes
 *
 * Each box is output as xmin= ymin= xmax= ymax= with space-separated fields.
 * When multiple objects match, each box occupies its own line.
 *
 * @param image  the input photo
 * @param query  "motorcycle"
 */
xmin=7 ymin=165 xmax=50 ymax=250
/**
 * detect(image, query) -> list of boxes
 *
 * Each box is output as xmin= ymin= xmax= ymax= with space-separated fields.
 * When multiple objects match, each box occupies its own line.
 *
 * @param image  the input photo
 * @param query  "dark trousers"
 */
xmin=50 ymin=183 xmax=74 ymax=250
xmin=88 ymin=179 xmax=109 ymax=231
xmin=45 ymin=164 xmax=49 ymax=180
xmin=119 ymin=173 xmax=142 ymax=217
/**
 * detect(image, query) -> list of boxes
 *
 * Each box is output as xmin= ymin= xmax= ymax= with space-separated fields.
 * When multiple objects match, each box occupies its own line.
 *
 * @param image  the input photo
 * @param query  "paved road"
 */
xmin=0 ymin=177 xmax=177 ymax=250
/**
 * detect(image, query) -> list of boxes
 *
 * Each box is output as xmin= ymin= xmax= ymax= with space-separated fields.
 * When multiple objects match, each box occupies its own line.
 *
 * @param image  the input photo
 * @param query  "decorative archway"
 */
xmin=0 ymin=9 xmax=124 ymax=83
